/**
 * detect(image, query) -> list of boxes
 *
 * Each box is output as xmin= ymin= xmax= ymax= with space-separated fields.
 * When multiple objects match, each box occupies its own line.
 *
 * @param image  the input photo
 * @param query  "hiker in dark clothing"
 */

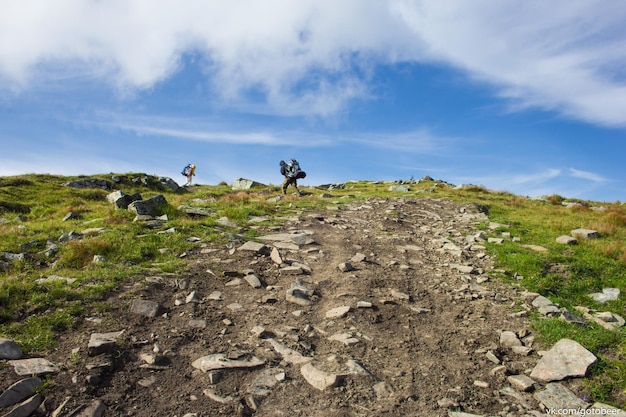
xmin=280 ymin=159 xmax=305 ymax=195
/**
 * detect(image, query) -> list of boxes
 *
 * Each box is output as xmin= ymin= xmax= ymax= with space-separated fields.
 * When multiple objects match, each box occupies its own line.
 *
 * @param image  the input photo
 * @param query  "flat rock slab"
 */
xmin=88 ymin=330 xmax=125 ymax=356
xmin=534 ymin=382 xmax=587 ymax=412
xmin=267 ymin=339 xmax=312 ymax=365
xmin=3 ymin=392 xmax=43 ymax=417
xmin=588 ymin=288 xmax=620 ymax=304
xmin=130 ymin=299 xmax=162 ymax=317
xmin=258 ymin=233 xmax=315 ymax=246
xmin=0 ymin=377 xmax=42 ymax=408
xmin=325 ymin=305 xmax=351 ymax=319
xmin=8 ymin=358 xmax=59 ymax=376
xmin=238 ymin=241 xmax=269 ymax=254
xmin=530 ymin=338 xmax=597 ymax=382
xmin=192 ymin=353 xmax=265 ymax=372
xmin=301 ymin=363 xmax=340 ymax=391
xmin=571 ymin=228 xmax=599 ymax=239
xmin=75 ymin=399 xmax=106 ymax=417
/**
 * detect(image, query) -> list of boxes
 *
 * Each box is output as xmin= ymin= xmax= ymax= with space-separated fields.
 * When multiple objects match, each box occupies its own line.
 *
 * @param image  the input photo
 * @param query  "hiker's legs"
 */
xmin=282 ymin=177 xmax=290 ymax=194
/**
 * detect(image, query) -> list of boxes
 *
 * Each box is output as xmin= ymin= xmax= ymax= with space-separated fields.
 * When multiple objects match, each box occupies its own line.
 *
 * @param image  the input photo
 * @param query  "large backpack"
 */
xmin=279 ymin=160 xmax=287 ymax=176
xmin=181 ymin=164 xmax=191 ymax=176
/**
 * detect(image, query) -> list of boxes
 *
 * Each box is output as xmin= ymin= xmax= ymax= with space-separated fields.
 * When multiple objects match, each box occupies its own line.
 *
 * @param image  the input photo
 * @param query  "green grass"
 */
xmin=1 ymin=174 xmax=626 ymax=406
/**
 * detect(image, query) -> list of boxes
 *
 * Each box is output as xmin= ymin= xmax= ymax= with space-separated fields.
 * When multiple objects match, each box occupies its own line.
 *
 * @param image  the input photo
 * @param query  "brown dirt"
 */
xmin=1 ymin=196 xmax=545 ymax=417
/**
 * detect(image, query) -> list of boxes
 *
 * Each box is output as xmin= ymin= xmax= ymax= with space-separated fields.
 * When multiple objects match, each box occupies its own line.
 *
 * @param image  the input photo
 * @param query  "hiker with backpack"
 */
xmin=181 ymin=164 xmax=196 ymax=186
xmin=279 ymin=158 xmax=306 ymax=195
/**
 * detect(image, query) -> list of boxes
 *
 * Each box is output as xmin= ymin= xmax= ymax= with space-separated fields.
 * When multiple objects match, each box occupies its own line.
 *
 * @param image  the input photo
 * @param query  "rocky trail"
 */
xmin=1 ymin=196 xmax=623 ymax=417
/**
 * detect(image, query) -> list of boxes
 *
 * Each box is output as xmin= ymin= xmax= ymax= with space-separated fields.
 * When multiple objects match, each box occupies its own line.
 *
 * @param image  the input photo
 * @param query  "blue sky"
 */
xmin=1 ymin=1 xmax=625 ymax=202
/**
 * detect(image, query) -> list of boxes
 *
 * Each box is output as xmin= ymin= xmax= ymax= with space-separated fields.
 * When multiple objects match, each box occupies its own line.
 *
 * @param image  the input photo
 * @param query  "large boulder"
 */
xmin=232 ymin=178 xmax=264 ymax=190
xmin=106 ymin=191 xmax=143 ymax=209
xmin=128 ymin=195 xmax=169 ymax=216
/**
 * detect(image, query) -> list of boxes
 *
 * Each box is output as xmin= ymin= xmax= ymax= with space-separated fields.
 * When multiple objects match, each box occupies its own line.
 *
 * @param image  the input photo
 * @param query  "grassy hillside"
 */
xmin=1 ymin=173 xmax=625 ymax=405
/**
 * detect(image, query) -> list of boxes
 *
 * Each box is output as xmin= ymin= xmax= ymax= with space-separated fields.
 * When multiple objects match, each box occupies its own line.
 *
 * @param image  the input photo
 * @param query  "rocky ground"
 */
xmin=1 ymin=195 xmax=622 ymax=417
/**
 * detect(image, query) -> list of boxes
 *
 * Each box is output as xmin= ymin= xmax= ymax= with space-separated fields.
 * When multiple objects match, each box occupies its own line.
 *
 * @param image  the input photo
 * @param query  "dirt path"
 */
xmin=1 ymin=196 xmax=553 ymax=417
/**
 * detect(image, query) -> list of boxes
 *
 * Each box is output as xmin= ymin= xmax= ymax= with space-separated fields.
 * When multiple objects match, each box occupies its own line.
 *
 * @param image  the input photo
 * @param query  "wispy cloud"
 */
xmin=568 ymin=168 xmax=608 ymax=183
xmin=1 ymin=1 xmax=624 ymax=125
xmin=342 ymin=128 xmax=457 ymax=154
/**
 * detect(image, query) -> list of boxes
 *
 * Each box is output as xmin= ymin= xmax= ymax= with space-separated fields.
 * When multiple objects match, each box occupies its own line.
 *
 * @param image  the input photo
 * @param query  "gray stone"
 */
xmin=351 ymin=253 xmax=367 ymax=263
xmin=158 ymin=177 xmax=180 ymax=192
xmin=530 ymin=338 xmax=597 ymax=382
xmin=571 ymin=228 xmax=599 ymax=240
xmin=534 ymin=382 xmax=588 ymax=413
xmin=8 ymin=358 xmax=59 ymax=376
xmin=500 ymin=331 xmax=522 ymax=348
xmin=0 ymin=377 xmax=42 ymax=408
xmin=178 ymin=205 xmax=212 ymax=217
xmin=0 ymin=338 xmax=23 ymax=360
xmin=589 ymin=288 xmax=620 ymax=303
xmin=130 ymin=299 xmax=162 ymax=317
xmin=232 ymin=178 xmax=264 ymax=190
xmin=338 ymin=262 xmax=354 ymax=272
xmin=589 ymin=403 xmax=626 ymax=417
xmin=286 ymin=281 xmax=313 ymax=306
xmin=75 ymin=399 xmax=106 ymax=417
xmin=2 ymin=393 xmax=43 ymax=417
xmin=507 ymin=374 xmax=535 ymax=392
xmin=192 ymin=353 xmax=265 ymax=372
xmin=107 ymin=191 xmax=142 ymax=209
xmin=301 ymin=363 xmax=340 ymax=390
xmin=62 ymin=211 xmax=82 ymax=221
xmin=0 ymin=252 xmax=25 ymax=263
xmin=247 ymin=368 xmax=285 ymax=409
xmin=267 ymin=339 xmax=312 ymax=365
xmin=244 ymin=274 xmax=262 ymax=288
xmin=556 ymin=235 xmax=578 ymax=245
xmin=325 ymin=305 xmax=351 ymax=319
xmin=238 ymin=241 xmax=270 ymax=254
xmin=280 ymin=265 xmax=304 ymax=275
xmin=450 ymin=263 xmax=475 ymax=274
xmin=270 ymin=247 xmax=283 ymax=265
xmin=189 ymin=319 xmax=207 ymax=329
xmin=258 ymin=232 xmax=315 ymax=246
xmin=128 ymin=194 xmax=168 ymax=216
xmin=329 ymin=333 xmax=359 ymax=346
xmin=88 ymin=330 xmax=125 ymax=356
xmin=186 ymin=291 xmax=200 ymax=303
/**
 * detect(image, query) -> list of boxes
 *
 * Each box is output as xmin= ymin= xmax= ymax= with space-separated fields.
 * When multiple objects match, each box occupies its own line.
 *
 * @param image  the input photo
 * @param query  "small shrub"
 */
xmin=57 ymin=238 xmax=111 ymax=269
xmin=593 ymin=208 xmax=626 ymax=235
xmin=545 ymin=194 xmax=565 ymax=205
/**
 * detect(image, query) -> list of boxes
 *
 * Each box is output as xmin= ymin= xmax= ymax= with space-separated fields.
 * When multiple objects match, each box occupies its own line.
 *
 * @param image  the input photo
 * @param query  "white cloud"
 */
xmin=0 ymin=1 xmax=625 ymax=125
xmin=568 ymin=168 xmax=608 ymax=183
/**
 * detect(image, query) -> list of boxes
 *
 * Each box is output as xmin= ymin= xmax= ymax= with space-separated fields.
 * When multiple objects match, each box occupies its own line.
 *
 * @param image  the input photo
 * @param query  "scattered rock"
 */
xmin=571 ymin=228 xmax=599 ymax=240
xmin=588 ymin=288 xmax=620 ymax=304
xmin=88 ymin=330 xmax=125 ymax=356
xmin=191 ymin=353 xmax=265 ymax=372
xmin=0 ymin=377 xmax=41 ymax=408
xmin=530 ymin=338 xmax=597 ymax=382
xmin=8 ymin=358 xmax=59 ymax=376
xmin=0 ymin=338 xmax=23 ymax=360
xmin=130 ymin=300 xmax=163 ymax=317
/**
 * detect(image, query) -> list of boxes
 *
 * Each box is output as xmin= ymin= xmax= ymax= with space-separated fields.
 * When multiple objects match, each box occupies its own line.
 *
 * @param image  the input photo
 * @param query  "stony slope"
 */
xmin=1 ymin=196 xmax=619 ymax=417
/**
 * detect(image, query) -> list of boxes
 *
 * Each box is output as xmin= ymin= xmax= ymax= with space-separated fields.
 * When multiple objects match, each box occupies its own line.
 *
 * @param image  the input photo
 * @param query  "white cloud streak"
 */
xmin=0 ymin=1 xmax=625 ymax=125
